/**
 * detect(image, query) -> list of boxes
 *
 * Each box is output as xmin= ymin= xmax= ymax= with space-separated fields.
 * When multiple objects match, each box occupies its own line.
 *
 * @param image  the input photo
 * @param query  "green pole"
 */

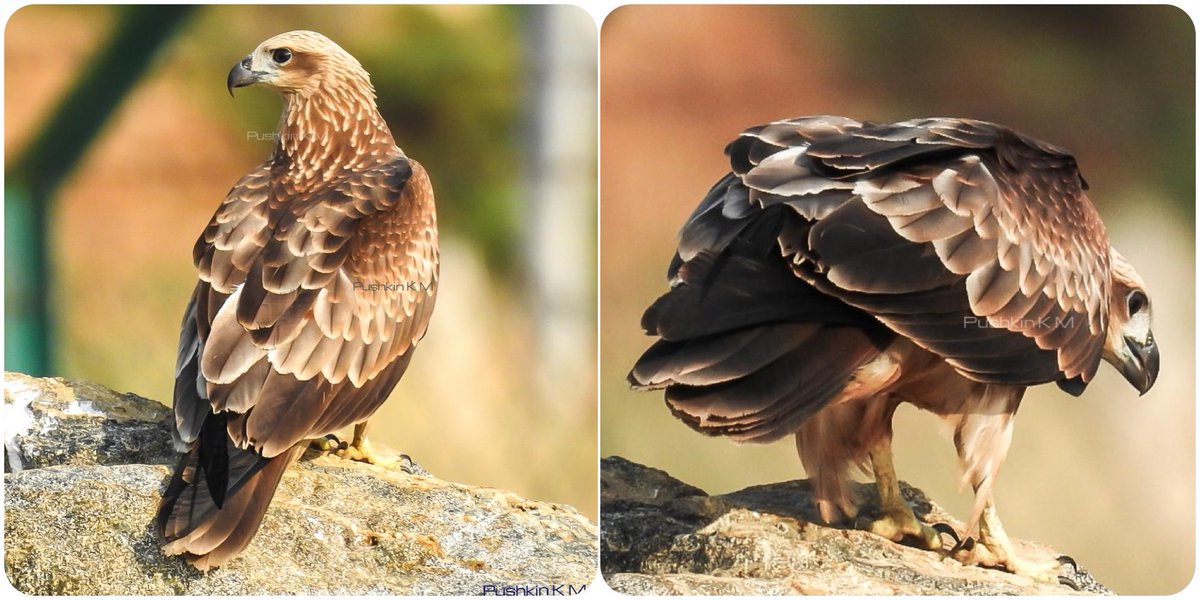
xmin=4 ymin=5 xmax=196 ymax=375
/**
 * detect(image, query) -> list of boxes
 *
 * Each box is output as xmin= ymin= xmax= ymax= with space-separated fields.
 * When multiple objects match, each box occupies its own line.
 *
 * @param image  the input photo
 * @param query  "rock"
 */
xmin=3 ymin=373 xmax=598 ymax=594
xmin=3 ymin=372 xmax=176 ymax=472
xmin=600 ymin=456 xmax=1109 ymax=595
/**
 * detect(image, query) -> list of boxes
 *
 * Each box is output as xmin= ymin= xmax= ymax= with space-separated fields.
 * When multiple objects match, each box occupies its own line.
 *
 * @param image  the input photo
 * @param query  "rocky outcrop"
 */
xmin=3 ymin=372 xmax=176 ymax=472
xmin=601 ymin=456 xmax=1108 ymax=595
xmin=3 ymin=373 xmax=597 ymax=594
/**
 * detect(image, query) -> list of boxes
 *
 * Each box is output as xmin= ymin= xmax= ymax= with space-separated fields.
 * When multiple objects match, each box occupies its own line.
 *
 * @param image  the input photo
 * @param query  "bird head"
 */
xmin=227 ymin=30 xmax=371 ymax=98
xmin=1101 ymin=248 xmax=1158 ymax=395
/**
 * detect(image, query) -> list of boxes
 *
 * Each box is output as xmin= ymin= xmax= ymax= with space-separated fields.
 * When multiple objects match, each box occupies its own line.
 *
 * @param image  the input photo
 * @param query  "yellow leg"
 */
xmin=860 ymin=437 xmax=944 ymax=551
xmin=309 ymin=435 xmax=341 ymax=453
xmin=963 ymin=498 xmax=1068 ymax=583
xmin=332 ymin=422 xmax=412 ymax=472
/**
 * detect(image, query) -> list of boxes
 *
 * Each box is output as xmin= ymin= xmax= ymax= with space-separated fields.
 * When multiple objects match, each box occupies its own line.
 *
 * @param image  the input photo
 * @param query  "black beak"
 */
xmin=1121 ymin=332 xmax=1160 ymax=395
xmin=227 ymin=56 xmax=258 ymax=97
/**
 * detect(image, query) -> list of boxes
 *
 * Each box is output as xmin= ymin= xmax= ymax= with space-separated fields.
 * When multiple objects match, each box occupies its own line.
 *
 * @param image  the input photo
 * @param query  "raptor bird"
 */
xmin=156 ymin=31 xmax=438 ymax=569
xmin=629 ymin=116 xmax=1158 ymax=580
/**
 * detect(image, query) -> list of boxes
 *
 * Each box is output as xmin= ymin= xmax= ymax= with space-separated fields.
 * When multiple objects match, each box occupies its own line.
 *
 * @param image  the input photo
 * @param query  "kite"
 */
xmin=629 ymin=116 xmax=1158 ymax=580
xmin=156 ymin=31 xmax=439 ymax=569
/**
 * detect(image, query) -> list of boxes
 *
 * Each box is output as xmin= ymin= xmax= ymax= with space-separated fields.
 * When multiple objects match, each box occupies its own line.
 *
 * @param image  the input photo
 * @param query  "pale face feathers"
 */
xmin=226 ymin=30 xmax=397 ymax=179
xmin=1102 ymin=247 xmax=1158 ymax=394
xmin=228 ymin=30 xmax=374 ymax=100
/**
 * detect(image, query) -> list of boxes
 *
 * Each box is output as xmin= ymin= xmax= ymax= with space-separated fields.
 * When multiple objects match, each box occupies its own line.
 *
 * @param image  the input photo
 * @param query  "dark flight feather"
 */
xmin=631 ymin=115 xmax=1117 ymax=444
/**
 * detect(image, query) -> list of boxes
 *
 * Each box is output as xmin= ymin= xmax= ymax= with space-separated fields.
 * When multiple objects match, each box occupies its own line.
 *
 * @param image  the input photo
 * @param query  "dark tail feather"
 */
xmin=632 ymin=321 xmax=891 ymax=444
xmin=156 ymin=428 xmax=302 ymax=570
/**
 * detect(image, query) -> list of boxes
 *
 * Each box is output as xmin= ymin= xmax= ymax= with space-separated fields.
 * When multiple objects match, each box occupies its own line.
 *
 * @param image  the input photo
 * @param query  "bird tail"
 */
xmin=155 ymin=415 xmax=303 ymax=570
xmin=629 ymin=208 xmax=892 ymax=443
xmin=630 ymin=323 xmax=888 ymax=444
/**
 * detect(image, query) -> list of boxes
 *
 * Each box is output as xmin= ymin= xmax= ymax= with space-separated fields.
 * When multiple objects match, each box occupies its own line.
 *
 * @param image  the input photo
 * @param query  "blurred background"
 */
xmin=5 ymin=5 xmax=597 ymax=520
xmin=601 ymin=5 xmax=1193 ymax=594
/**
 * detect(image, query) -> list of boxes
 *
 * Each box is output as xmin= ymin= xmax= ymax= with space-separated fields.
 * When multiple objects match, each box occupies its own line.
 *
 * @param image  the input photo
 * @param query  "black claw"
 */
xmin=931 ymin=522 xmax=959 ymax=542
xmin=931 ymin=522 xmax=962 ymax=551
xmin=1058 ymin=575 xmax=1081 ymax=591
xmin=399 ymin=454 xmax=427 ymax=475
xmin=309 ymin=434 xmax=342 ymax=453
xmin=929 ymin=523 xmax=973 ymax=555
xmin=1056 ymin=555 xmax=1081 ymax=590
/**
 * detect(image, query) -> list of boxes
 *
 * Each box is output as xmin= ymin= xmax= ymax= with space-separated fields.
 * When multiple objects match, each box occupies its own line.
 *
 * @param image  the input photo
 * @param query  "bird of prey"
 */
xmin=629 ymin=116 xmax=1158 ymax=580
xmin=156 ymin=31 xmax=438 ymax=570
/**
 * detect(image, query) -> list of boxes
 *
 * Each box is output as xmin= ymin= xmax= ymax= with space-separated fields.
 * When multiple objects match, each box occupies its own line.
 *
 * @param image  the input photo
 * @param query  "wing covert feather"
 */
xmin=678 ymin=117 xmax=1113 ymax=389
xmin=184 ymin=156 xmax=438 ymax=457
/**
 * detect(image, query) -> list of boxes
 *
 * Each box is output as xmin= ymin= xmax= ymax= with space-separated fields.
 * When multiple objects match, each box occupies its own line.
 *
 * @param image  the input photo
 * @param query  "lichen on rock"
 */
xmin=3 ymin=372 xmax=175 ymax=473
xmin=3 ymin=373 xmax=598 ymax=594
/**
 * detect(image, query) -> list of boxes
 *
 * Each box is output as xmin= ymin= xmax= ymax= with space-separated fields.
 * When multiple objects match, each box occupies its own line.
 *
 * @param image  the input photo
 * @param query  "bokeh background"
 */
xmin=601 ymin=5 xmax=1194 ymax=594
xmin=5 ymin=5 xmax=597 ymax=520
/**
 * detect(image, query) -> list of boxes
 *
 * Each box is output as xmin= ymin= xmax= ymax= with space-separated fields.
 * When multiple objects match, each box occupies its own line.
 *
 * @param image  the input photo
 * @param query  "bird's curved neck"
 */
xmin=273 ymin=77 xmax=399 ymax=182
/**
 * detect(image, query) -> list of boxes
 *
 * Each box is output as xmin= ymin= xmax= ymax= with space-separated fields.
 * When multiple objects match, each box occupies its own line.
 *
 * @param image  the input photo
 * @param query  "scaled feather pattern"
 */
xmin=156 ymin=31 xmax=438 ymax=570
xmin=630 ymin=116 xmax=1158 ymax=568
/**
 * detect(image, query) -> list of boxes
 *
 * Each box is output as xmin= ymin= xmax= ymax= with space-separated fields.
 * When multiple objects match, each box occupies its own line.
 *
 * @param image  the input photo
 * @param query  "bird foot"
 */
xmin=310 ymin=434 xmax=423 ymax=475
xmin=337 ymin=443 xmax=417 ymax=473
xmin=855 ymin=509 xmax=957 ymax=551
xmin=310 ymin=434 xmax=348 ymax=453
xmin=951 ymin=538 xmax=1080 ymax=588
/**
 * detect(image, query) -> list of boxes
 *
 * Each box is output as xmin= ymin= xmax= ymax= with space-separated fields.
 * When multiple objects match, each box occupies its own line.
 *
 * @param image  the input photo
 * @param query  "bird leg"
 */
xmin=856 ymin=436 xmax=946 ymax=551
xmin=309 ymin=434 xmax=345 ymax=453
xmin=946 ymin=386 xmax=1073 ymax=585
xmin=326 ymin=422 xmax=416 ymax=473
xmin=956 ymin=497 xmax=1073 ymax=584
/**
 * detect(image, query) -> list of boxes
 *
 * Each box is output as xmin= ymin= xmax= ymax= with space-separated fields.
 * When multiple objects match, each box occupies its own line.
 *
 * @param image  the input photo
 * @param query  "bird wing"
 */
xmin=700 ymin=116 xmax=1112 ymax=391
xmin=175 ymin=156 xmax=438 ymax=458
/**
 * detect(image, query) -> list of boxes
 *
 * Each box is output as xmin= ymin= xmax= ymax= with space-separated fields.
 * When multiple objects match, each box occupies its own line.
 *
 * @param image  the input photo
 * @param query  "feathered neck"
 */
xmin=273 ymin=69 xmax=399 ymax=184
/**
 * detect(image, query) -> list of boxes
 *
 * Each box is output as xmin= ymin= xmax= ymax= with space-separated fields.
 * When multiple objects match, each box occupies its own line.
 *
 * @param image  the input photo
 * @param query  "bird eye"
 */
xmin=272 ymin=48 xmax=292 ymax=64
xmin=1127 ymin=290 xmax=1148 ymax=316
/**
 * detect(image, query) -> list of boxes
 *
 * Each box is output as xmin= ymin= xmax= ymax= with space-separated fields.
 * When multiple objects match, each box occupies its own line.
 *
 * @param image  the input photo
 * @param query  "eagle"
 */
xmin=628 ymin=116 xmax=1158 ymax=580
xmin=156 ymin=31 xmax=438 ymax=570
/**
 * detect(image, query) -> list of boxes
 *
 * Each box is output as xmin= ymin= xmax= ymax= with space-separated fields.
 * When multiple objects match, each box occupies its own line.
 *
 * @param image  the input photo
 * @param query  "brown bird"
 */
xmin=156 ymin=31 xmax=438 ymax=570
xmin=629 ymin=116 xmax=1158 ymax=581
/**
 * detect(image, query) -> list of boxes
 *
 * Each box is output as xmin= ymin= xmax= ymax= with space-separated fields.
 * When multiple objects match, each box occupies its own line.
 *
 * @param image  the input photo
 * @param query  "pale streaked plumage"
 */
xmin=157 ymin=31 xmax=438 ymax=570
xmin=630 ymin=116 xmax=1158 ymax=580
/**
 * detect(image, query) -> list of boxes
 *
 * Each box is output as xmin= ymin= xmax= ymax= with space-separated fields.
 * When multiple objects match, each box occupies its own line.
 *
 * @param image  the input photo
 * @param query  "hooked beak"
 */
xmin=227 ymin=56 xmax=260 ymax=97
xmin=1119 ymin=332 xmax=1159 ymax=395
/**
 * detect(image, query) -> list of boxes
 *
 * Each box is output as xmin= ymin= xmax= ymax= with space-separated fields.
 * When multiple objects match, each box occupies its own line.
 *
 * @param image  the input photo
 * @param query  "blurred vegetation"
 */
xmin=5 ymin=5 xmax=597 ymax=519
xmin=818 ymin=5 xmax=1194 ymax=218
xmin=178 ymin=5 xmax=529 ymax=275
xmin=5 ymin=5 xmax=195 ymax=375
